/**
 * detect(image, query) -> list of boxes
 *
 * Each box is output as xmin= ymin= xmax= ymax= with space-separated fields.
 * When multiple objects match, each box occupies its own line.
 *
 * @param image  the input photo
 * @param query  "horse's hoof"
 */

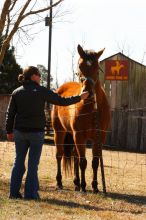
xmin=75 ymin=186 xmax=80 ymax=191
xmin=81 ymin=189 xmax=86 ymax=193
xmin=56 ymin=185 xmax=63 ymax=190
xmin=93 ymin=188 xmax=99 ymax=194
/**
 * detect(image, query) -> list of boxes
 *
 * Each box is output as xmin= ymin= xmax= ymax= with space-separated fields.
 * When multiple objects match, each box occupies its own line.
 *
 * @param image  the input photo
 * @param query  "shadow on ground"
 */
xmin=106 ymin=191 xmax=146 ymax=205
xmin=39 ymin=191 xmax=145 ymax=215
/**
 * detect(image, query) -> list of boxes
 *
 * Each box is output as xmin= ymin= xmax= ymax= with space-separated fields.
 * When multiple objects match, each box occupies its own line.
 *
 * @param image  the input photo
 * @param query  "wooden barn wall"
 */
xmin=99 ymin=55 xmax=146 ymax=152
xmin=0 ymin=95 xmax=10 ymax=132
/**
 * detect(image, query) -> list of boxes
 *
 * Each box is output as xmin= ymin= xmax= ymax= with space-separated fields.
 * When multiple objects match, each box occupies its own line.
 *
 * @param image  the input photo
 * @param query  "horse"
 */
xmin=51 ymin=44 xmax=110 ymax=193
xmin=111 ymin=61 xmax=124 ymax=75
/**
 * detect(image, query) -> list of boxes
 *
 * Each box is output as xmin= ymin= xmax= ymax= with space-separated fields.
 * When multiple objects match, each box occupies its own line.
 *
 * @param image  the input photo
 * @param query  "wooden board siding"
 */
xmin=141 ymin=110 xmax=146 ymax=151
xmin=99 ymin=53 xmax=146 ymax=152
xmin=99 ymin=53 xmax=146 ymax=109
xmin=106 ymin=109 xmax=146 ymax=152
xmin=0 ymin=95 xmax=10 ymax=131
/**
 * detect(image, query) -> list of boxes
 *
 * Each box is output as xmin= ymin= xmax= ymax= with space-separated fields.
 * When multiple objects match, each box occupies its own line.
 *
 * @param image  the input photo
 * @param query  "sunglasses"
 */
xmin=34 ymin=72 xmax=41 ymax=77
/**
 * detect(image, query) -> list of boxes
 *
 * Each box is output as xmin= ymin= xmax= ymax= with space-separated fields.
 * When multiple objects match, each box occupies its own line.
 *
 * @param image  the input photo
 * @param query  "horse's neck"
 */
xmin=95 ymin=80 xmax=102 ymax=92
xmin=95 ymin=80 xmax=104 ymax=106
xmin=82 ymin=80 xmax=103 ymax=106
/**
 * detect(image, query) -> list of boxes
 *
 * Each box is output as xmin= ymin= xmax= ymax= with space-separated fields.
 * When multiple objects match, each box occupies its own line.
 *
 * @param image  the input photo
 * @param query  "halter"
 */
xmin=79 ymin=76 xmax=96 ymax=86
xmin=77 ymin=57 xmax=100 ymax=86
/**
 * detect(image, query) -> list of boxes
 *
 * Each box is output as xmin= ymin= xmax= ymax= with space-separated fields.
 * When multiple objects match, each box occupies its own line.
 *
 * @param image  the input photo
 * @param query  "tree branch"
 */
xmin=0 ymin=0 xmax=64 ymax=64
xmin=22 ymin=0 xmax=64 ymax=19
xmin=0 ymin=0 xmax=11 ymax=36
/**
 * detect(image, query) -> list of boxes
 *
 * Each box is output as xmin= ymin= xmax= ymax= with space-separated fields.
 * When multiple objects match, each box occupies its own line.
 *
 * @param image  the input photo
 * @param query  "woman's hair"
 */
xmin=18 ymin=66 xmax=40 ymax=83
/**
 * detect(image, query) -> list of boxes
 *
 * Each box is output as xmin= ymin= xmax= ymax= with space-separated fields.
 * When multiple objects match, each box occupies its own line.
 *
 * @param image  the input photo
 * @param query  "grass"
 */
xmin=0 ymin=141 xmax=146 ymax=220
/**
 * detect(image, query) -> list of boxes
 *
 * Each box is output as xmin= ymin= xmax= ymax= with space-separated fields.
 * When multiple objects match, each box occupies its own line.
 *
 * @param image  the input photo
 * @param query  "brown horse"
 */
xmin=51 ymin=45 xmax=110 ymax=193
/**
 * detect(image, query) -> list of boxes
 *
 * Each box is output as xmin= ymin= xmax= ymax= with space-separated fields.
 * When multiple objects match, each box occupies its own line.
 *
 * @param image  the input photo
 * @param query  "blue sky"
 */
xmin=16 ymin=0 xmax=146 ymax=84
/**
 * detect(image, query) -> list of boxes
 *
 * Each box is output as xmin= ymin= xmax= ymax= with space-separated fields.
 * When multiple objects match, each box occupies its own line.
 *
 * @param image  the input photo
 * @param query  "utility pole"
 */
xmin=45 ymin=0 xmax=53 ymax=90
xmin=45 ymin=0 xmax=53 ymax=136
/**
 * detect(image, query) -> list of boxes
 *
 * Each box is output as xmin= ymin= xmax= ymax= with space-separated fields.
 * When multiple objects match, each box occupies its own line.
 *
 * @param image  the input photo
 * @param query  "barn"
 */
xmin=99 ymin=52 xmax=146 ymax=152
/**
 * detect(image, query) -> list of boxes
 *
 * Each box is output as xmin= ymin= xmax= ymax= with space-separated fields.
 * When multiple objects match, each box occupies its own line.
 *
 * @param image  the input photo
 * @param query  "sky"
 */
xmin=15 ymin=0 xmax=146 ymax=85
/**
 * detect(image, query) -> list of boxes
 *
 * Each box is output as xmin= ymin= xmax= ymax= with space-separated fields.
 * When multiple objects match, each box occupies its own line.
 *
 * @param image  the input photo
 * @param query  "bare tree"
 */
xmin=0 ymin=0 xmax=64 ymax=64
xmin=69 ymin=44 xmax=76 ymax=81
xmin=53 ymin=57 xmax=59 ymax=89
xmin=68 ymin=40 xmax=86 ymax=82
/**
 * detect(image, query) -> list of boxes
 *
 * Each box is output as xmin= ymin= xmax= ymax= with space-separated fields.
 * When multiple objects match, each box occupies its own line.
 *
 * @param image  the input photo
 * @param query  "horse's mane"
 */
xmin=84 ymin=50 xmax=96 ymax=61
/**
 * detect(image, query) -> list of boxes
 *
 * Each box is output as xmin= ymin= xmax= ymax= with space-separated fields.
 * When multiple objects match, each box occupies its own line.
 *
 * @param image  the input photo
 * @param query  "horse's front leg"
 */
xmin=55 ymin=131 xmax=65 ymax=190
xmin=80 ymin=156 xmax=87 ymax=192
xmin=91 ymin=139 xmax=101 ymax=193
xmin=74 ymin=133 xmax=87 ymax=192
xmin=92 ymin=155 xmax=99 ymax=193
xmin=73 ymin=148 xmax=80 ymax=191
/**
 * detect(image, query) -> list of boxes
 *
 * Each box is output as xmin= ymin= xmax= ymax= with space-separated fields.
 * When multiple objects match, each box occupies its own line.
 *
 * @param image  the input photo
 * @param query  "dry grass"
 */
xmin=0 ymin=141 xmax=146 ymax=220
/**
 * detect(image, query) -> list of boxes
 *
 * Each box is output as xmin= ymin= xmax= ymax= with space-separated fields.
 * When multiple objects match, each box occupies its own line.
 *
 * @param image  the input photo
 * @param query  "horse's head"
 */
xmin=80 ymin=76 xmax=96 ymax=99
xmin=77 ymin=44 xmax=104 ymax=98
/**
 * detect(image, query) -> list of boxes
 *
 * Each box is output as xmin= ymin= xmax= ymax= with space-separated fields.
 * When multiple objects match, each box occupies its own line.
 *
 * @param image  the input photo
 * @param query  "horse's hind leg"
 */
xmin=73 ymin=148 xmax=80 ymax=191
xmin=55 ymin=131 xmax=65 ymax=190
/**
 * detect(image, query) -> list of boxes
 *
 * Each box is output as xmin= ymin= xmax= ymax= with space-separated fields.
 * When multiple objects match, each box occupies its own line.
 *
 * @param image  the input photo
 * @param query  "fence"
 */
xmin=0 ymin=94 xmax=146 ymax=194
xmin=0 ymin=95 xmax=10 ymax=138
xmin=0 ymin=141 xmax=146 ymax=195
xmin=0 ymin=95 xmax=146 ymax=152
xmin=106 ymin=108 xmax=146 ymax=152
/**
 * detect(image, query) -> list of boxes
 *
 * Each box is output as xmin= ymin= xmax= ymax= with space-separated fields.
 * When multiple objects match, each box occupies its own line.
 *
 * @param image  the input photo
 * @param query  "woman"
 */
xmin=6 ymin=66 xmax=89 ymax=200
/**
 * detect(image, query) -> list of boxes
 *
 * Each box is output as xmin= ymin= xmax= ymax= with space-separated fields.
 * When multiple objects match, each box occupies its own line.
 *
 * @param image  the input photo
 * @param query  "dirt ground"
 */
xmin=0 ymin=141 xmax=146 ymax=220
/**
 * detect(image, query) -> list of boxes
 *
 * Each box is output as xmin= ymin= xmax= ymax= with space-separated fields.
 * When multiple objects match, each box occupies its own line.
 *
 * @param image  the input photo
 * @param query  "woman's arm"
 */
xmin=5 ymin=95 xmax=17 ymax=135
xmin=45 ymin=89 xmax=89 ymax=106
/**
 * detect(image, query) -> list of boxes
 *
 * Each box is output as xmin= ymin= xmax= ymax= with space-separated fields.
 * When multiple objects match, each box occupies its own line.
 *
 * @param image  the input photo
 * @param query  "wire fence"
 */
xmin=0 ymin=141 xmax=146 ymax=195
xmin=0 ymin=101 xmax=146 ymax=195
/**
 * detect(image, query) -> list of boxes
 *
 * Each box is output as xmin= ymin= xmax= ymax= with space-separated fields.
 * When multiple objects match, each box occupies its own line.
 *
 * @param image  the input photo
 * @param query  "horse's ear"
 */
xmin=77 ymin=44 xmax=86 ymax=58
xmin=95 ymin=48 xmax=105 ymax=59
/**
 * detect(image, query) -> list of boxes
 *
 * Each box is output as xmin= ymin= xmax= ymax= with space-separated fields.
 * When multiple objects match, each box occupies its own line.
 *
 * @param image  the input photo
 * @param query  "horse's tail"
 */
xmin=63 ymin=133 xmax=74 ymax=175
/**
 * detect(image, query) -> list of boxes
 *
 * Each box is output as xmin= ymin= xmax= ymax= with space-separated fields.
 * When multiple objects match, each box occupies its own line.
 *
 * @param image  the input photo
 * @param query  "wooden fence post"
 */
xmin=100 ymin=153 xmax=106 ymax=193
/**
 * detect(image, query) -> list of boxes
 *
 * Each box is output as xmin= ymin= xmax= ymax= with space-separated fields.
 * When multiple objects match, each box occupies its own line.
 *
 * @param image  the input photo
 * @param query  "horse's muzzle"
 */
xmin=83 ymin=89 xmax=94 ymax=99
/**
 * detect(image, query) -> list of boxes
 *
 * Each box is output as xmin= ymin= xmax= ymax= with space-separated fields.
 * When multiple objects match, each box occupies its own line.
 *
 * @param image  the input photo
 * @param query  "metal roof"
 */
xmin=100 ymin=52 xmax=146 ymax=68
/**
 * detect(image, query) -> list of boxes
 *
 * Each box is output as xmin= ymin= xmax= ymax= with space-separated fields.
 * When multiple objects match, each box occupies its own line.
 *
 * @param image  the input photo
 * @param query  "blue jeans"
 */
xmin=10 ymin=130 xmax=44 ymax=199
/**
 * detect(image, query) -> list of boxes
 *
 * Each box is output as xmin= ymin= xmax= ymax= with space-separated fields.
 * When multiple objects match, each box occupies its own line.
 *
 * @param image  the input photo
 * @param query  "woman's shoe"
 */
xmin=9 ymin=192 xmax=23 ymax=199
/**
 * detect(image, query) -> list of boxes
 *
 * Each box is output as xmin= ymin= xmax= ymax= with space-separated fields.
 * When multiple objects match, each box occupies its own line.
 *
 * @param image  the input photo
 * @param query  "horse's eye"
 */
xmin=80 ymin=77 xmax=86 ymax=83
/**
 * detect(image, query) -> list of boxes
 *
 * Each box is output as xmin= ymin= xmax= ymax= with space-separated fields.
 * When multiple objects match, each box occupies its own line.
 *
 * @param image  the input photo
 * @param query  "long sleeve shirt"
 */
xmin=6 ymin=81 xmax=81 ymax=133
